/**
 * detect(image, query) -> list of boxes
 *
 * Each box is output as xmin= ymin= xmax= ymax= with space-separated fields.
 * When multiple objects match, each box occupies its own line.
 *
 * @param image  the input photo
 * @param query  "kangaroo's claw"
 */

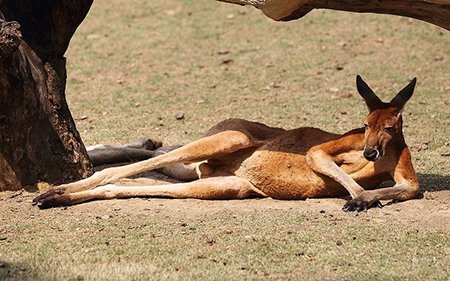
xmin=32 ymin=188 xmax=70 ymax=209
xmin=342 ymin=199 xmax=383 ymax=212
xmin=373 ymin=200 xmax=383 ymax=209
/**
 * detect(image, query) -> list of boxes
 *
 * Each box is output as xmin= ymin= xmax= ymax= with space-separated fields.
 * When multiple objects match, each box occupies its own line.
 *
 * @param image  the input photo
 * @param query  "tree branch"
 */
xmin=219 ymin=0 xmax=450 ymax=30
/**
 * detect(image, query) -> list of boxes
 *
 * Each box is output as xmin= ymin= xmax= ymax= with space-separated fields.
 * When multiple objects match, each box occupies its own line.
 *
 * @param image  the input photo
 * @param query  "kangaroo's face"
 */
xmin=356 ymin=75 xmax=416 ymax=162
xmin=363 ymin=108 xmax=401 ymax=161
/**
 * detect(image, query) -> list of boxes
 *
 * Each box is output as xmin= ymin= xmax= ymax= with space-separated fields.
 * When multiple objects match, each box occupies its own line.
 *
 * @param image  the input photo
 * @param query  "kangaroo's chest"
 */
xmin=336 ymin=150 xmax=371 ymax=174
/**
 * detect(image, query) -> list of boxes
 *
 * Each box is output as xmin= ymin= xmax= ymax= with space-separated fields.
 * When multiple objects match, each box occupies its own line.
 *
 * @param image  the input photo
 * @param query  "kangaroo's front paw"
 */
xmin=32 ymin=188 xmax=71 ymax=209
xmin=342 ymin=195 xmax=383 ymax=212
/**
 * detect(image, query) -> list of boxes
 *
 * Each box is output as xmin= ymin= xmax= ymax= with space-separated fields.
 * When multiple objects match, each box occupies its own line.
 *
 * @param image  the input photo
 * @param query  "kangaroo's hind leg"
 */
xmin=33 ymin=129 xmax=258 ymax=207
xmin=34 ymin=176 xmax=268 ymax=208
xmin=88 ymin=140 xmax=200 ymax=181
xmin=87 ymin=138 xmax=160 ymax=166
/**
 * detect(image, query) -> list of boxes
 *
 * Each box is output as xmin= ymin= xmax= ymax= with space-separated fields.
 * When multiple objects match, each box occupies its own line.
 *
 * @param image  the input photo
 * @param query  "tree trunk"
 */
xmin=0 ymin=0 xmax=94 ymax=191
xmin=219 ymin=0 xmax=450 ymax=30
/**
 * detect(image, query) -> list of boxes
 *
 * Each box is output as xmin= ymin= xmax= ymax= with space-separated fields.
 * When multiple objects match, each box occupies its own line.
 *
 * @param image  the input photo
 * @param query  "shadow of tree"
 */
xmin=418 ymin=173 xmax=450 ymax=192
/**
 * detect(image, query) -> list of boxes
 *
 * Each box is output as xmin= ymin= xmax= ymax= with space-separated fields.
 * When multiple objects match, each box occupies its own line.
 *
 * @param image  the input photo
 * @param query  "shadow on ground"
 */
xmin=419 ymin=173 xmax=450 ymax=192
xmin=0 ymin=260 xmax=39 ymax=281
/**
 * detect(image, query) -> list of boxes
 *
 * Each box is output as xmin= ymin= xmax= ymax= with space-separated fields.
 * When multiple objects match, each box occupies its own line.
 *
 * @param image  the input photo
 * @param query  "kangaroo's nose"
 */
xmin=363 ymin=148 xmax=379 ymax=161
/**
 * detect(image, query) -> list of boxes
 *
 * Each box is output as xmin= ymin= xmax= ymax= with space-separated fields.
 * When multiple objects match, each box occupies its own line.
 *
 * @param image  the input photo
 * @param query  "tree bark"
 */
xmin=219 ymin=0 xmax=450 ymax=30
xmin=0 ymin=0 xmax=94 ymax=191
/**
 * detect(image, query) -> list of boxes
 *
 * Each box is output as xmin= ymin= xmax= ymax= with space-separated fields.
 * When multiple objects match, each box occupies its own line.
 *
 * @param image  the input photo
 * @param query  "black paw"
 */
xmin=342 ymin=199 xmax=383 ymax=212
xmin=142 ymin=139 xmax=162 ymax=150
xmin=32 ymin=189 xmax=69 ymax=209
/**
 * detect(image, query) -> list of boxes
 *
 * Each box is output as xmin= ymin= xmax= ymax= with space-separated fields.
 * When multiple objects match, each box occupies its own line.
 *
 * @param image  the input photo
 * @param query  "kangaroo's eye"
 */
xmin=384 ymin=126 xmax=395 ymax=133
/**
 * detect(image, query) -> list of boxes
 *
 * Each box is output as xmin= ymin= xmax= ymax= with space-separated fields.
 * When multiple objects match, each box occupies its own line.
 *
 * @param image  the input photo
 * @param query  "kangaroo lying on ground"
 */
xmin=33 ymin=75 xmax=419 ymax=211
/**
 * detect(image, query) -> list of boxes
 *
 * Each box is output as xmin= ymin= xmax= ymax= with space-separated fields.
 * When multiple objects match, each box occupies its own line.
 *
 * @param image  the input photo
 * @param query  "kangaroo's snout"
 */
xmin=363 ymin=147 xmax=381 ymax=162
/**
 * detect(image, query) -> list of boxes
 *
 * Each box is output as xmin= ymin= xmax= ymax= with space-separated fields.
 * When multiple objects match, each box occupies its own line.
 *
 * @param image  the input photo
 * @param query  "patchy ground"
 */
xmin=1 ymin=0 xmax=449 ymax=280
xmin=1 ymin=186 xmax=449 ymax=280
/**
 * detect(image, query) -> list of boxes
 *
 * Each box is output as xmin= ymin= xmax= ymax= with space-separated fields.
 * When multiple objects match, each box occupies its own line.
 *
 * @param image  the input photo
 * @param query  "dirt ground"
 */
xmin=1 ymin=181 xmax=449 ymax=280
xmin=2 ymin=174 xmax=450 ymax=231
xmin=1 ymin=0 xmax=449 ymax=280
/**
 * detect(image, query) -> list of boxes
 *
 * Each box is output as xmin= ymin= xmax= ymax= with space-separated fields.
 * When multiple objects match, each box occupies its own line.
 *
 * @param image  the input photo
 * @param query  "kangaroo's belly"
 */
xmin=232 ymin=149 xmax=346 ymax=199
xmin=225 ymin=127 xmax=344 ymax=199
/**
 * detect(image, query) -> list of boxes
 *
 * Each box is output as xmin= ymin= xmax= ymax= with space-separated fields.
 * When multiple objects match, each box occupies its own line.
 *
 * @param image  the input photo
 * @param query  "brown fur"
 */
xmin=32 ymin=76 xmax=419 ymax=211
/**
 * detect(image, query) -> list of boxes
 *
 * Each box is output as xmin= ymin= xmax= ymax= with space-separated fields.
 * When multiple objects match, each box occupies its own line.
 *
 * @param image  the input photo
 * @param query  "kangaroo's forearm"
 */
xmin=307 ymin=150 xmax=365 ymax=198
xmin=369 ymin=182 xmax=420 ymax=201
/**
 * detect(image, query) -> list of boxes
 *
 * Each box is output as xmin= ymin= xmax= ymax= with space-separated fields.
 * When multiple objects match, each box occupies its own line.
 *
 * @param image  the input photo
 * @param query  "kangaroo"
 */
xmin=33 ymin=75 xmax=419 ymax=211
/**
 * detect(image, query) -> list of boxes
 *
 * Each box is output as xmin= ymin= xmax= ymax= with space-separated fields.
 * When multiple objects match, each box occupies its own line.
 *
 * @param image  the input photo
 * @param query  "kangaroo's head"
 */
xmin=356 ymin=75 xmax=416 ymax=162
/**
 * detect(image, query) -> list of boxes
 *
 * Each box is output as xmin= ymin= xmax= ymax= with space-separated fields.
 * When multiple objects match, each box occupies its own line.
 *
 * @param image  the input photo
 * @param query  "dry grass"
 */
xmin=0 ymin=0 xmax=449 ymax=280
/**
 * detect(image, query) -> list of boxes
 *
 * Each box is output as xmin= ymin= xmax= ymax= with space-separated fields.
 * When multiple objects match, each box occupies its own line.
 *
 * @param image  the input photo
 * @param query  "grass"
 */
xmin=0 ymin=0 xmax=449 ymax=280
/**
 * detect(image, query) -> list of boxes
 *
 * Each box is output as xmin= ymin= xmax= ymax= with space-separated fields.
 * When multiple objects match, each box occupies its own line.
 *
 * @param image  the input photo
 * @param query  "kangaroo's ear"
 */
xmin=356 ymin=75 xmax=384 ymax=112
xmin=389 ymin=77 xmax=416 ymax=111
